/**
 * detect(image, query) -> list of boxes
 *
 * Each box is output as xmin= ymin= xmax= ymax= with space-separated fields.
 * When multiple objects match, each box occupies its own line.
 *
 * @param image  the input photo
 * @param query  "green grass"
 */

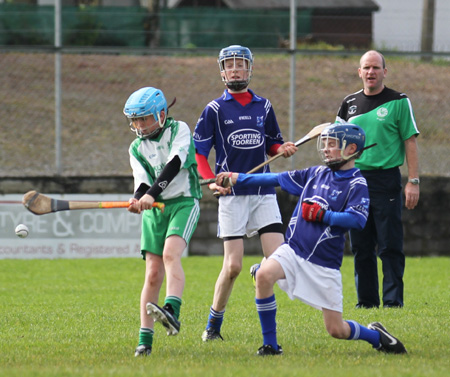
xmin=1 ymin=256 xmax=449 ymax=377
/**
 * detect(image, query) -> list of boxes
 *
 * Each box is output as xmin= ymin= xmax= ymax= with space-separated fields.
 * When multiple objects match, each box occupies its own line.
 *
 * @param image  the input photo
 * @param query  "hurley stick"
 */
xmin=246 ymin=122 xmax=331 ymax=174
xmin=22 ymin=190 xmax=165 ymax=215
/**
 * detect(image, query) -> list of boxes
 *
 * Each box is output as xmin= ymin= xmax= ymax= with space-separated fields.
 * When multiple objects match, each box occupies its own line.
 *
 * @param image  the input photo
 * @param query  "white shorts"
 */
xmin=269 ymin=244 xmax=343 ymax=312
xmin=217 ymin=195 xmax=282 ymax=238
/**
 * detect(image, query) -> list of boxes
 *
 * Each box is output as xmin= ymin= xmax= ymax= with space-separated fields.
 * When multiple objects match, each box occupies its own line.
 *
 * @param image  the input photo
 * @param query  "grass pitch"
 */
xmin=0 ymin=256 xmax=449 ymax=377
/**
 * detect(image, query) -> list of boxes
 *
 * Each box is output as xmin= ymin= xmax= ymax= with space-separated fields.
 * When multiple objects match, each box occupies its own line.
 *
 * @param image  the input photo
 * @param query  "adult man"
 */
xmin=336 ymin=50 xmax=420 ymax=308
xmin=193 ymin=45 xmax=297 ymax=341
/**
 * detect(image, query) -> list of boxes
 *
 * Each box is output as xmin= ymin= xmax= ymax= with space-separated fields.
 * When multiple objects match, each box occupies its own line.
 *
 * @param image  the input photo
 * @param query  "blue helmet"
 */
xmin=218 ymin=45 xmax=253 ymax=91
xmin=123 ymin=87 xmax=167 ymax=138
xmin=318 ymin=123 xmax=366 ymax=170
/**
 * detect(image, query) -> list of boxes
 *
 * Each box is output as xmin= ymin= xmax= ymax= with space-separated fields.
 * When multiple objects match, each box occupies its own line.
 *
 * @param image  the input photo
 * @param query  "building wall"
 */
xmin=373 ymin=0 xmax=450 ymax=52
xmin=27 ymin=0 xmax=450 ymax=51
xmin=312 ymin=11 xmax=373 ymax=48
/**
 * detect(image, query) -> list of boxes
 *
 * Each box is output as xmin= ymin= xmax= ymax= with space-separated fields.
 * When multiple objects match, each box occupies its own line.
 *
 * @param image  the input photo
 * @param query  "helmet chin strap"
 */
xmin=148 ymin=128 xmax=163 ymax=139
xmin=326 ymin=159 xmax=349 ymax=172
xmin=226 ymin=81 xmax=248 ymax=91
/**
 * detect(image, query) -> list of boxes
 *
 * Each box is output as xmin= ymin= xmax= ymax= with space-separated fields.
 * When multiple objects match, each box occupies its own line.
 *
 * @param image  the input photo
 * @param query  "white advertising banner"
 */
xmin=0 ymin=194 xmax=185 ymax=260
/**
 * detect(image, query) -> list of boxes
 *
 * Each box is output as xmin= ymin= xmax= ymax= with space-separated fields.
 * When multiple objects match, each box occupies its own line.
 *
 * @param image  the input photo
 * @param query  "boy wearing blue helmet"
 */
xmin=216 ymin=124 xmax=407 ymax=356
xmin=194 ymin=45 xmax=297 ymax=342
xmin=124 ymin=87 xmax=202 ymax=357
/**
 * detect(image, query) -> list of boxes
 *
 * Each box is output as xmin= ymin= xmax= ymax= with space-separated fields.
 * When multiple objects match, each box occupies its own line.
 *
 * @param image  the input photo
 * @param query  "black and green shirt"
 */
xmin=336 ymin=87 xmax=419 ymax=170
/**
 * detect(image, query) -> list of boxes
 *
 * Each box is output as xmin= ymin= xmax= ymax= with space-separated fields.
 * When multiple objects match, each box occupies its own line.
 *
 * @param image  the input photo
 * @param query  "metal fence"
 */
xmin=1 ymin=47 xmax=449 ymax=180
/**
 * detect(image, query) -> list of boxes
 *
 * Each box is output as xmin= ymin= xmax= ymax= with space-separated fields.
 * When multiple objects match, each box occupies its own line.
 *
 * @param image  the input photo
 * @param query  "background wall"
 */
xmin=1 ymin=175 xmax=448 ymax=257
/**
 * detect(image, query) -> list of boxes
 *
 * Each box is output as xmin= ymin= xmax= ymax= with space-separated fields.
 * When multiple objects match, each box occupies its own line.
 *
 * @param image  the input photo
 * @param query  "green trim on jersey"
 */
xmin=129 ymin=138 xmax=156 ymax=185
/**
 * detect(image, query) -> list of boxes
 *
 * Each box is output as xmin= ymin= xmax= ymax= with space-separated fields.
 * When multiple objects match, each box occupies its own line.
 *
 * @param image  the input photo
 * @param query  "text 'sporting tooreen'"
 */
xmin=228 ymin=130 xmax=263 ymax=149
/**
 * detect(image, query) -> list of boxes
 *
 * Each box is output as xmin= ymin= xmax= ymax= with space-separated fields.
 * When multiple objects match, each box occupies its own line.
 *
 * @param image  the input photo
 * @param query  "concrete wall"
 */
xmin=1 ymin=175 xmax=448 ymax=256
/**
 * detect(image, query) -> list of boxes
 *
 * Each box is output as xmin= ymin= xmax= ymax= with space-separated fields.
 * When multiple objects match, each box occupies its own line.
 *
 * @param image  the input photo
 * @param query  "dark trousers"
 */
xmin=350 ymin=167 xmax=405 ymax=308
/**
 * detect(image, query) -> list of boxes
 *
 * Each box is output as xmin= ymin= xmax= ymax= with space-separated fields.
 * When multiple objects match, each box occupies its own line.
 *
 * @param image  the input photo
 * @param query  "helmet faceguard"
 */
xmin=318 ymin=124 xmax=366 ymax=171
xmin=218 ymin=45 xmax=253 ymax=92
xmin=123 ymin=87 xmax=168 ymax=139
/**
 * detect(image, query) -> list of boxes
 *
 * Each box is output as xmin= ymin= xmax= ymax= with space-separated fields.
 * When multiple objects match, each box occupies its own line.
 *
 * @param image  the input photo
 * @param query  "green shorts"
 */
xmin=140 ymin=197 xmax=200 ymax=259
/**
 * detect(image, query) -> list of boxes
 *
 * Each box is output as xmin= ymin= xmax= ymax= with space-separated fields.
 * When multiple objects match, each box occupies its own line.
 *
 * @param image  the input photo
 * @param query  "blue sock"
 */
xmin=256 ymin=294 xmax=278 ymax=350
xmin=206 ymin=307 xmax=225 ymax=331
xmin=346 ymin=320 xmax=381 ymax=348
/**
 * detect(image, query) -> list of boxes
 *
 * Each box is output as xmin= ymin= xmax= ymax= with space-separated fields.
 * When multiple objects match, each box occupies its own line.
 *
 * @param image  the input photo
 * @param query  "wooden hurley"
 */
xmin=22 ymin=190 xmax=165 ymax=215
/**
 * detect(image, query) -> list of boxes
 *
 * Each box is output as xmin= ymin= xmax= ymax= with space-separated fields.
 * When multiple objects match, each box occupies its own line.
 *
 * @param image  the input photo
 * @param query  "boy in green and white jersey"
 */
xmin=124 ymin=87 xmax=202 ymax=357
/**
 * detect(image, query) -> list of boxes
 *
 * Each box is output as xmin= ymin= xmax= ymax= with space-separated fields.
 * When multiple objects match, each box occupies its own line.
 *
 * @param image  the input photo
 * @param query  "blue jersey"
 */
xmin=279 ymin=166 xmax=369 ymax=269
xmin=193 ymin=89 xmax=284 ymax=196
xmin=237 ymin=166 xmax=369 ymax=269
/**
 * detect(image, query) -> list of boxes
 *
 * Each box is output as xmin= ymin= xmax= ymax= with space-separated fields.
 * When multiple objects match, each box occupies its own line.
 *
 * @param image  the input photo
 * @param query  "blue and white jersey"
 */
xmin=194 ymin=89 xmax=284 ymax=195
xmin=278 ymin=166 xmax=369 ymax=270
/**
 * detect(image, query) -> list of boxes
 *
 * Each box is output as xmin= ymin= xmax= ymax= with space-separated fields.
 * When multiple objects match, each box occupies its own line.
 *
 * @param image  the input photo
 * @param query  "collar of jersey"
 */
xmin=223 ymin=88 xmax=261 ymax=102
xmin=334 ymin=168 xmax=358 ymax=179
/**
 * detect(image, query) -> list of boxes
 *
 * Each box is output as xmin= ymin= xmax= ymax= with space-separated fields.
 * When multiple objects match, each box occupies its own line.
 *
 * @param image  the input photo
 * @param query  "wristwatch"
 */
xmin=408 ymin=178 xmax=420 ymax=185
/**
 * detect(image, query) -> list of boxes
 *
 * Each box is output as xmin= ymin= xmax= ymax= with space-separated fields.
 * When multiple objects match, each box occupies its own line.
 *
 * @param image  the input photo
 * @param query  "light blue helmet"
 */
xmin=318 ymin=123 xmax=366 ymax=170
xmin=218 ymin=45 xmax=253 ymax=91
xmin=123 ymin=87 xmax=167 ymax=138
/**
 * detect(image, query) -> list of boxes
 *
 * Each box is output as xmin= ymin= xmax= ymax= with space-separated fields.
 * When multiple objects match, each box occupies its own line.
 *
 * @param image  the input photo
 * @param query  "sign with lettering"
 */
xmin=0 ymin=194 xmax=186 ymax=259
